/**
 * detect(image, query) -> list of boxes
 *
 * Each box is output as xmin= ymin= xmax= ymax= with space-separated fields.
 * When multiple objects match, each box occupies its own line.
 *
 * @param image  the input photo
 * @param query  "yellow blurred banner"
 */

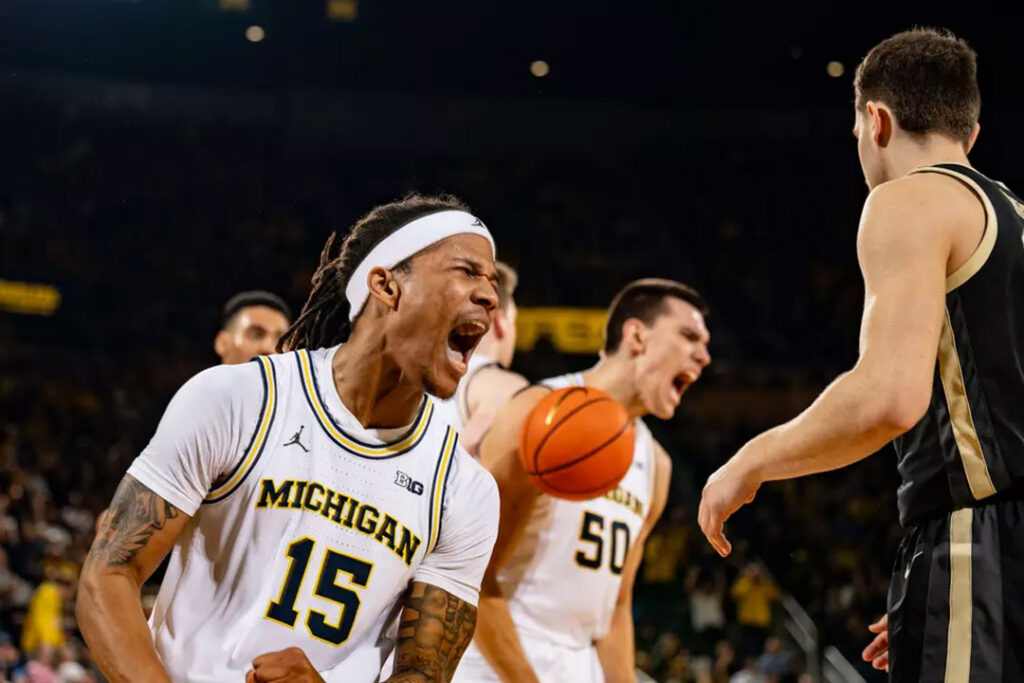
xmin=219 ymin=0 xmax=251 ymax=11
xmin=516 ymin=307 xmax=606 ymax=354
xmin=0 ymin=279 xmax=62 ymax=316
xmin=326 ymin=0 xmax=358 ymax=21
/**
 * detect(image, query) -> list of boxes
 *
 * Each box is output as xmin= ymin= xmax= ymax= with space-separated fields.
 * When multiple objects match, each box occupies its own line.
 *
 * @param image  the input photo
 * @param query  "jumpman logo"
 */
xmin=284 ymin=426 xmax=309 ymax=453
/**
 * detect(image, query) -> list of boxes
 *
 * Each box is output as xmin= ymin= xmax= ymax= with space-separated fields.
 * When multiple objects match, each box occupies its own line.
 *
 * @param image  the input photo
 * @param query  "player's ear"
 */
xmin=622 ymin=318 xmax=647 ymax=356
xmin=966 ymin=122 xmax=981 ymax=154
xmin=366 ymin=266 xmax=401 ymax=313
xmin=214 ymin=330 xmax=231 ymax=361
xmin=867 ymin=101 xmax=892 ymax=148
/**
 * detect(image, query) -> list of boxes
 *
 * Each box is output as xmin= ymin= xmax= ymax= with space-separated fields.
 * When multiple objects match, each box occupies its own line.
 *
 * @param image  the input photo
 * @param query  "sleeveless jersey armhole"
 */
xmin=426 ymin=427 xmax=459 ymax=554
xmin=204 ymin=356 xmax=278 ymax=504
xmin=911 ymin=165 xmax=998 ymax=292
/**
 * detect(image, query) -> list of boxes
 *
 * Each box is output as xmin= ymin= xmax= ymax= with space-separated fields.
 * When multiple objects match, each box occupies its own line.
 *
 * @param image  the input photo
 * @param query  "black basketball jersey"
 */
xmin=894 ymin=163 xmax=1024 ymax=526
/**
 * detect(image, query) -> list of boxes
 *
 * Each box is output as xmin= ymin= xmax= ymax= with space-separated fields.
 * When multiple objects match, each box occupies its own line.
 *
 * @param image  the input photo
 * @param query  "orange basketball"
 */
xmin=518 ymin=386 xmax=635 ymax=501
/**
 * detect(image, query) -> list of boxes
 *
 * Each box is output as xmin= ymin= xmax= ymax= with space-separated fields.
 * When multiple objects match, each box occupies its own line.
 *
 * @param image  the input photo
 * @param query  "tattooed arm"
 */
xmin=389 ymin=434 xmax=499 ymax=682
xmin=385 ymin=582 xmax=478 ymax=683
xmin=77 ymin=474 xmax=191 ymax=683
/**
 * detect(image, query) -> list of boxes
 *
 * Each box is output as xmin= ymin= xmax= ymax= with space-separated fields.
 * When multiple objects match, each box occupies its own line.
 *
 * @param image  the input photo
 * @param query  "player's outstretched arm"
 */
xmin=699 ymin=174 xmax=958 ymax=556
xmin=384 ymin=581 xmax=477 ymax=683
xmin=77 ymin=474 xmax=191 ymax=683
xmin=472 ymin=385 xmax=549 ymax=683
xmin=596 ymin=443 xmax=672 ymax=683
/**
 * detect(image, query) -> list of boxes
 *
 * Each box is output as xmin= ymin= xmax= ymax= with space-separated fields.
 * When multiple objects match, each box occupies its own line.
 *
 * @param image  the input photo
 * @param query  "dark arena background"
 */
xmin=2 ymin=1 xmax=1023 ymax=681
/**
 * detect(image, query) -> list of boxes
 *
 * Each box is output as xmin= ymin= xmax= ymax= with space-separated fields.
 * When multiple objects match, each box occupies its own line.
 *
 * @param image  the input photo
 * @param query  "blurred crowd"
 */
xmin=0 ymin=86 xmax=978 ymax=681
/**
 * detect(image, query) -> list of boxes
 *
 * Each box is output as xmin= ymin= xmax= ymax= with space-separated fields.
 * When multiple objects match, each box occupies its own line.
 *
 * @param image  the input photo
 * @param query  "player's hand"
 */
xmin=246 ymin=647 xmax=324 ymax=683
xmin=698 ymin=460 xmax=760 ymax=557
xmin=862 ymin=614 xmax=890 ymax=672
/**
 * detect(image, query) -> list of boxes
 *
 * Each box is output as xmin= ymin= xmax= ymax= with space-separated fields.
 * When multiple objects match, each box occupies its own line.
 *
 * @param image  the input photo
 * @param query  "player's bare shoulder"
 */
xmin=471 ymin=365 xmax=529 ymax=397
xmin=477 ymin=384 xmax=551 ymax=480
xmin=863 ymin=171 xmax=984 ymax=233
xmin=482 ymin=386 xmax=550 ymax=445
xmin=859 ymin=171 xmax=986 ymax=273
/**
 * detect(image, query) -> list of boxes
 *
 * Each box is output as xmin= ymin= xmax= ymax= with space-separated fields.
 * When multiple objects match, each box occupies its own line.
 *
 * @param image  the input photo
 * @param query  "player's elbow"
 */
xmin=851 ymin=360 xmax=930 ymax=436
xmin=872 ymin=385 xmax=929 ymax=435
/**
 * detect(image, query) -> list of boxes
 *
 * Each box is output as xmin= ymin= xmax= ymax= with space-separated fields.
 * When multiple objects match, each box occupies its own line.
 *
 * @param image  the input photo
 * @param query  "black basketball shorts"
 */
xmin=888 ymin=499 xmax=1024 ymax=682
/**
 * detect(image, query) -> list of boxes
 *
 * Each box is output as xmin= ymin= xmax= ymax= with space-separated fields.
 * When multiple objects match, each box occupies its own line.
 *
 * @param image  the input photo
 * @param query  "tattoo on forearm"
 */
xmin=87 ymin=475 xmax=180 ymax=567
xmin=391 ymin=583 xmax=477 ymax=682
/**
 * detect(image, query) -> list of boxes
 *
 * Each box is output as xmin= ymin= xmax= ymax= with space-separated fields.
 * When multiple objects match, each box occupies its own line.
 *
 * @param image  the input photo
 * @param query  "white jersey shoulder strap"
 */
xmin=632 ymin=418 xmax=659 ymax=504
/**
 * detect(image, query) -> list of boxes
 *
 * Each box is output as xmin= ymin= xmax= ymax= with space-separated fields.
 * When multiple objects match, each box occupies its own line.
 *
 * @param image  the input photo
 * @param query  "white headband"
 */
xmin=345 ymin=210 xmax=496 ymax=321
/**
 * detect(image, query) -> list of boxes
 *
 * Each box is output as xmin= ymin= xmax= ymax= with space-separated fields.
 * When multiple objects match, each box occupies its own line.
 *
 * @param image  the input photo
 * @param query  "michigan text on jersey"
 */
xmin=604 ymin=486 xmax=644 ymax=517
xmin=255 ymin=478 xmax=422 ymax=567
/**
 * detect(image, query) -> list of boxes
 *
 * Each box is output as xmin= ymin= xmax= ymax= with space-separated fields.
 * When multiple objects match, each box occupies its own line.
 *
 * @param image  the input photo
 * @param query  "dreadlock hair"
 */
xmin=278 ymin=193 xmax=470 ymax=352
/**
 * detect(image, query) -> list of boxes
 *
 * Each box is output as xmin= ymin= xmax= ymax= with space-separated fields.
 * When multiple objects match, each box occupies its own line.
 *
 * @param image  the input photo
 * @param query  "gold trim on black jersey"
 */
xmin=945 ymin=508 xmax=974 ymax=683
xmin=937 ymin=310 xmax=997 ymax=500
xmin=912 ymin=165 xmax=999 ymax=292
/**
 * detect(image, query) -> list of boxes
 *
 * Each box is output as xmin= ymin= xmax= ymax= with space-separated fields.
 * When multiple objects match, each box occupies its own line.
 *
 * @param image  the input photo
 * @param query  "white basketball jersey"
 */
xmin=498 ymin=372 xmax=656 ymax=648
xmin=434 ymin=352 xmax=499 ymax=434
xmin=127 ymin=346 xmax=497 ymax=683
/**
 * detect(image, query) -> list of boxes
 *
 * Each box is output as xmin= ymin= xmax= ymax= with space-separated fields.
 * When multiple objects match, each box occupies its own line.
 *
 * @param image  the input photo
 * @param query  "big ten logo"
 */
xmin=394 ymin=471 xmax=424 ymax=496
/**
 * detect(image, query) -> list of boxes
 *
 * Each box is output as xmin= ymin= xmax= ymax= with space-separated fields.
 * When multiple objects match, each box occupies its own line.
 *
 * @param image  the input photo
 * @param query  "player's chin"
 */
xmin=652 ymin=403 xmax=676 ymax=420
xmin=424 ymin=362 xmax=461 ymax=399
xmin=653 ymin=392 xmax=681 ymax=420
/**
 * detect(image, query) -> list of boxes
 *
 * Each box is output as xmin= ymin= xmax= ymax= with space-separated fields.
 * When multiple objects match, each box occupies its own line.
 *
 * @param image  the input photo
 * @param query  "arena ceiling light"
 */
xmin=245 ymin=25 xmax=265 ymax=43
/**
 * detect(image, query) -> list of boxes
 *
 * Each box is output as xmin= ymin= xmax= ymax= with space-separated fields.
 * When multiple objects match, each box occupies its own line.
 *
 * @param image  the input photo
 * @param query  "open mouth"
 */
xmin=671 ymin=370 xmax=699 ymax=401
xmin=446 ymin=320 xmax=487 ymax=372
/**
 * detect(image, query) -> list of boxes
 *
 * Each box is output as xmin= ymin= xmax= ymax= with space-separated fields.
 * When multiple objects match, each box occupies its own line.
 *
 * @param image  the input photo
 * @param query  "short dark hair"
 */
xmin=603 ymin=278 xmax=708 ymax=353
xmin=495 ymin=261 xmax=518 ymax=312
xmin=854 ymin=27 xmax=980 ymax=145
xmin=222 ymin=290 xmax=292 ymax=329
xmin=279 ymin=193 xmax=470 ymax=352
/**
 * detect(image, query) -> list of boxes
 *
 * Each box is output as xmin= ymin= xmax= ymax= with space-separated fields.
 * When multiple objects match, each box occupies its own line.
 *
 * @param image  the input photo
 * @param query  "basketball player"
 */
xmin=437 ymin=261 xmax=528 ymax=455
xmin=698 ymin=29 xmax=1024 ymax=682
xmin=455 ymin=279 xmax=711 ymax=683
xmin=215 ymin=290 xmax=292 ymax=365
xmin=77 ymin=195 xmax=502 ymax=682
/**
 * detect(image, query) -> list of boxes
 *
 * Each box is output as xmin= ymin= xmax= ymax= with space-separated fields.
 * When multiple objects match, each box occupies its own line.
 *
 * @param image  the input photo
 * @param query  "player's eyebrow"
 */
xmin=679 ymin=324 xmax=710 ymax=342
xmin=453 ymin=257 xmax=499 ymax=285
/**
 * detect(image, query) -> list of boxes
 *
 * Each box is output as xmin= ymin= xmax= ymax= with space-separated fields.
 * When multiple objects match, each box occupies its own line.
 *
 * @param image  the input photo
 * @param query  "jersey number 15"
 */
xmin=265 ymin=537 xmax=374 ymax=646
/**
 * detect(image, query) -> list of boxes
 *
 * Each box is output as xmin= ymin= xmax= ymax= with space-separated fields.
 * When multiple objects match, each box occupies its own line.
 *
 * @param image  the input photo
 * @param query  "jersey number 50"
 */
xmin=266 ymin=537 xmax=374 ymax=646
xmin=575 ymin=511 xmax=631 ymax=574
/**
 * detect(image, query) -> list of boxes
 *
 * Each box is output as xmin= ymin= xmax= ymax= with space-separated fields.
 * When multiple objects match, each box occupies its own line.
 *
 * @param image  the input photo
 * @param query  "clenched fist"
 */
xmin=246 ymin=647 xmax=324 ymax=683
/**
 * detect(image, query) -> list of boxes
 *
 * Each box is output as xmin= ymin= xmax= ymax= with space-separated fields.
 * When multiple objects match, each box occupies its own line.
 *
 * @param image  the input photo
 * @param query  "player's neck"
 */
xmin=889 ymin=135 xmax=971 ymax=180
xmin=330 ymin=337 xmax=424 ymax=430
xmin=582 ymin=355 xmax=646 ymax=419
